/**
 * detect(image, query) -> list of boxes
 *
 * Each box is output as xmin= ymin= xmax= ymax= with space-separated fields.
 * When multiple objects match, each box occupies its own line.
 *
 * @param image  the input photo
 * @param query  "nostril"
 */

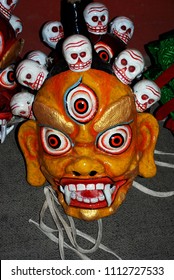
xmin=89 ymin=170 xmax=97 ymax=176
xmin=73 ymin=171 xmax=81 ymax=176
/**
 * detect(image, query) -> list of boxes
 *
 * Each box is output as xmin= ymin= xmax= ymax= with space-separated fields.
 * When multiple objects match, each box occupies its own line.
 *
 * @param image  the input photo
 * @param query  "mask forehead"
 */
xmin=33 ymin=69 xmax=133 ymax=131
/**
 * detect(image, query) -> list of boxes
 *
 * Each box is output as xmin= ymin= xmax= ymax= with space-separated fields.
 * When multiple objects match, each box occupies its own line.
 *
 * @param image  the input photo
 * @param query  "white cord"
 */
xmin=29 ymin=185 xmax=121 ymax=260
xmin=133 ymin=181 xmax=174 ymax=197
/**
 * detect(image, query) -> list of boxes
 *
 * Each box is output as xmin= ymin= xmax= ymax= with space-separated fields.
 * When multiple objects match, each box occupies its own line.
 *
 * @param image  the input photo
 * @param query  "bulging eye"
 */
xmin=97 ymin=125 xmax=132 ymax=154
xmin=0 ymin=65 xmax=17 ymax=89
xmin=40 ymin=127 xmax=72 ymax=155
xmin=65 ymin=83 xmax=98 ymax=123
xmin=94 ymin=42 xmax=113 ymax=63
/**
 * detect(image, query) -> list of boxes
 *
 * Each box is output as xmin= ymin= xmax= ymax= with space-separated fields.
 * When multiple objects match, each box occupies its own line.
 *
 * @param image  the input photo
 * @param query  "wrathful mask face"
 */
xmin=18 ymin=69 xmax=159 ymax=221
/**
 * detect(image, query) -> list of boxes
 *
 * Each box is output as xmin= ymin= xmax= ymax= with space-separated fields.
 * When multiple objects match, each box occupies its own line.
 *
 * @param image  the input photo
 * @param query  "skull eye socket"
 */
xmin=97 ymin=125 xmax=132 ymax=155
xmin=52 ymin=26 xmax=58 ymax=33
xmin=26 ymin=73 xmax=32 ymax=79
xmin=71 ymin=53 xmax=78 ymax=60
xmin=80 ymin=52 xmax=86 ymax=58
xmin=101 ymin=15 xmax=106 ymax=22
xmin=142 ymin=94 xmax=148 ymax=100
xmin=7 ymin=0 xmax=13 ymax=6
xmin=92 ymin=16 xmax=98 ymax=22
xmin=65 ymin=83 xmax=98 ymax=123
xmin=20 ymin=111 xmax=26 ymax=115
xmin=121 ymin=25 xmax=126 ymax=31
xmin=127 ymin=28 xmax=131 ymax=34
xmin=59 ymin=26 xmax=63 ymax=32
xmin=121 ymin=58 xmax=127 ymax=66
xmin=148 ymin=99 xmax=155 ymax=104
xmin=129 ymin=65 xmax=135 ymax=72
xmin=40 ymin=127 xmax=72 ymax=156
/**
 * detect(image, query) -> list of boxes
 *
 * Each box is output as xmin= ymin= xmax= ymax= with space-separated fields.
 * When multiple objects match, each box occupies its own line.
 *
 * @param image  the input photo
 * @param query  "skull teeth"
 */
xmin=60 ymin=183 xmax=116 ymax=207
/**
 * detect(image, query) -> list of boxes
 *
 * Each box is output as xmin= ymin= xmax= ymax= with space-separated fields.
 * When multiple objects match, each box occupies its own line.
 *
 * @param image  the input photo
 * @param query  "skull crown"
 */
xmin=83 ymin=2 xmax=109 ymax=35
xmin=42 ymin=21 xmax=64 ymax=49
xmin=112 ymin=49 xmax=145 ymax=85
xmin=62 ymin=34 xmax=92 ymax=72
xmin=16 ymin=59 xmax=48 ymax=90
xmin=110 ymin=16 xmax=134 ymax=45
xmin=133 ymin=79 xmax=161 ymax=112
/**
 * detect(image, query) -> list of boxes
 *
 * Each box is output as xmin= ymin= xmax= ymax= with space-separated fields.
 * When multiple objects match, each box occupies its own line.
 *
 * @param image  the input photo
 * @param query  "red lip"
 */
xmin=55 ymin=177 xmax=126 ymax=209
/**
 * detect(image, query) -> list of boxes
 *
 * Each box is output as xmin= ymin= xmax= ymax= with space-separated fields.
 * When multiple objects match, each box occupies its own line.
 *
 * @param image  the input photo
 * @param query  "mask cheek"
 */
xmin=18 ymin=120 xmax=46 ymax=186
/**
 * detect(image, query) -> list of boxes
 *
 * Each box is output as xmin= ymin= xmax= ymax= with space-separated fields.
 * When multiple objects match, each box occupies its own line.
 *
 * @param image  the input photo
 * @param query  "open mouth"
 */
xmin=55 ymin=177 xmax=126 ymax=209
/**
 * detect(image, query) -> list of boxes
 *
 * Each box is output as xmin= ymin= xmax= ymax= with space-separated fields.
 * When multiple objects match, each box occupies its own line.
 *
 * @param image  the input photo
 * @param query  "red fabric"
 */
xmin=154 ymin=64 xmax=174 ymax=88
xmin=165 ymin=118 xmax=174 ymax=133
xmin=155 ymin=98 xmax=174 ymax=120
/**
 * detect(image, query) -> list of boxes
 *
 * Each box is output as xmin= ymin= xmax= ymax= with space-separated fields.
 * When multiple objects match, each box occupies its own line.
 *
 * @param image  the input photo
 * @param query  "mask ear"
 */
xmin=137 ymin=113 xmax=159 ymax=178
xmin=18 ymin=120 xmax=46 ymax=186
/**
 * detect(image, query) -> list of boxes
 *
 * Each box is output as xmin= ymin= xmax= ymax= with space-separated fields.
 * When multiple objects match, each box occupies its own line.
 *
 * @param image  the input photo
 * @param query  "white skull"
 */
xmin=16 ymin=59 xmax=48 ymax=90
xmin=83 ymin=2 xmax=109 ymax=35
xmin=9 ymin=14 xmax=23 ymax=35
xmin=27 ymin=50 xmax=47 ymax=66
xmin=0 ymin=0 xmax=18 ymax=18
xmin=62 ymin=34 xmax=92 ymax=72
xmin=0 ymin=64 xmax=17 ymax=89
xmin=110 ymin=16 xmax=134 ymax=44
xmin=133 ymin=79 xmax=161 ymax=112
xmin=42 ymin=21 xmax=64 ymax=49
xmin=112 ymin=49 xmax=145 ymax=84
xmin=10 ymin=91 xmax=35 ymax=119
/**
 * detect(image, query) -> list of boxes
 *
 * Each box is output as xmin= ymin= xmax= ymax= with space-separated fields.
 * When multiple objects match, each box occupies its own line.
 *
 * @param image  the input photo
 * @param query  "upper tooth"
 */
xmin=77 ymin=184 xmax=85 ymax=191
xmin=60 ymin=185 xmax=64 ymax=194
xmin=96 ymin=183 xmax=104 ymax=190
xmin=86 ymin=184 xmax=95 ymax=190
xmin=69 ymin=184 xmax=76 ymax=191
xmin=103 ymin=184 xmax=112 ymax=207
xmin=64 ymin=185 xmax=71 ymax=205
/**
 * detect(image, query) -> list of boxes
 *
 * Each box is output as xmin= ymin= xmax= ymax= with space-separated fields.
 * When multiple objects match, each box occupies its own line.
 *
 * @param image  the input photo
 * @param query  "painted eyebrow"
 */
xmin=33 ymin=101 xmax=75 ymax=134
xmin=96 ymin=119 xmax=133 ymax=137
xmin=38 ymin=124 xmax=70 ymax=135
xmin=93 ymin=95 xmax=134 ymax=132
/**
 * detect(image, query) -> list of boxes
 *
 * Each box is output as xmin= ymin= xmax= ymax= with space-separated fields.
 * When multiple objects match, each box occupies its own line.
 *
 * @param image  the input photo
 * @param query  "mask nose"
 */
xmin=65 ymin=157 xmax=105 ymax=176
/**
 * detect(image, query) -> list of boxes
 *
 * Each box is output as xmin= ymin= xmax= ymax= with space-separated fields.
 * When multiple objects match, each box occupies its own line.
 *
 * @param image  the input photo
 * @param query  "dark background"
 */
xmin=15 ymin=0 xmax=174 ymax=57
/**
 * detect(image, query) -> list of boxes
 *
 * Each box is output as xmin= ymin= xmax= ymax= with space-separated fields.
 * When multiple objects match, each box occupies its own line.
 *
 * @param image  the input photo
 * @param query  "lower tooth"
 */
xmin=77 ymin=196 xmax=83 ymax=202
xmin=91 ymin=197 xmax=98 ymax=203
xmin=103 ymin=184 xmax=112 ymax=206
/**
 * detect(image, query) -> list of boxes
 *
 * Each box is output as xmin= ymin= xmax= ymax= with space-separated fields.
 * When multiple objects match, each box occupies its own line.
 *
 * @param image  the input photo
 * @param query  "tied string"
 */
xmin=29 ymin=185 xmax=121 ymax=260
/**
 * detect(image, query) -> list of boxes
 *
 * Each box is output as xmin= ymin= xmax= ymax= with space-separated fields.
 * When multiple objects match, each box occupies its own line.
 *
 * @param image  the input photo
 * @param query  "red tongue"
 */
xmin=79 ymin=190 xmax=101 ymax=198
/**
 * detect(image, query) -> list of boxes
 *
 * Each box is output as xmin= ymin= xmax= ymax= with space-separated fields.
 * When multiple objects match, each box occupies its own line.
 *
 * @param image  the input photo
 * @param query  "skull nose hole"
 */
xmin=89 ymin=170 xmax=97 ymax=176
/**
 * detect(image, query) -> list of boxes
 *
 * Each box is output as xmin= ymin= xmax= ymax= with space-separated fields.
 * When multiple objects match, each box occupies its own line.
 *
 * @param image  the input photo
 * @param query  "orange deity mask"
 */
xmin=18 ymin=69 xmax=159 ymax=221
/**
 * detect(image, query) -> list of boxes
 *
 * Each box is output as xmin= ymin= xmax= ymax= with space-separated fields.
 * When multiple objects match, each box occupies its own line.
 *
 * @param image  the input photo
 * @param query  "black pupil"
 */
xmin=109 ymin=133 xmax=124 ymax=147
xmin=74 ymin=98 xmax=88 ymax=114
xmin=7 ymin=71 xmax=15 ymax=82
xmin=98 ymin=50 xmax=109 ymax=62
xmin=48 ymin=134 xmax=61 ymax=149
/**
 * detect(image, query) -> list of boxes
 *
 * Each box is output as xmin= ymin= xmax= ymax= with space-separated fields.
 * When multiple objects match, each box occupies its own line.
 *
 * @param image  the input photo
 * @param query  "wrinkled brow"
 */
xmin=93 ymin=95 xmax=134 ymax=132
xmin=33 ymin=101 xmax=75 ymax=134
